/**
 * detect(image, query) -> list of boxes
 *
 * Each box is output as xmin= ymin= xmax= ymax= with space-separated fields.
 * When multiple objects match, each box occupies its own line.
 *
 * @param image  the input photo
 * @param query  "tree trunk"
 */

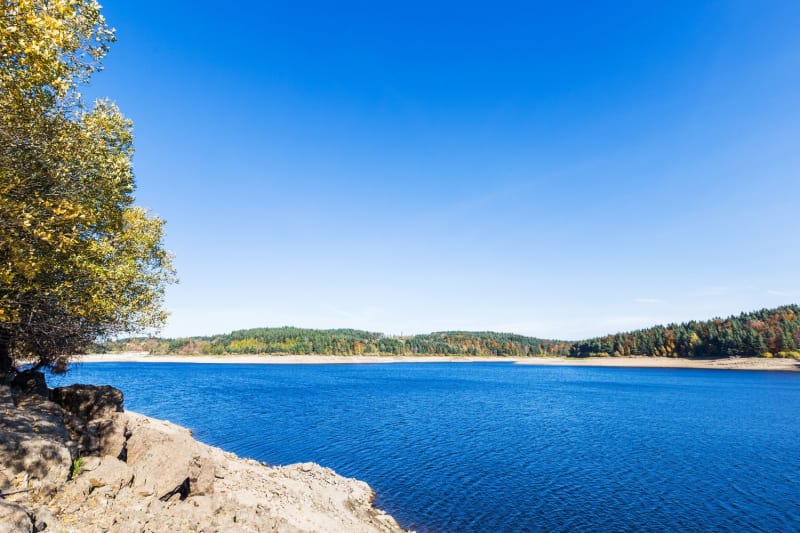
xmin=0 ymin=332 xmax=13 ymax=381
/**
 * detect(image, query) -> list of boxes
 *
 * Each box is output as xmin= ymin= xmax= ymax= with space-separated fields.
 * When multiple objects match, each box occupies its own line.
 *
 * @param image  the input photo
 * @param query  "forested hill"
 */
xmin=100 ymin=328 xmax=572 ymax=357
xmin=100 ymin=305 xmax=800 ymax=359
xmin=570 ymin=305 xmax=800 ymax=358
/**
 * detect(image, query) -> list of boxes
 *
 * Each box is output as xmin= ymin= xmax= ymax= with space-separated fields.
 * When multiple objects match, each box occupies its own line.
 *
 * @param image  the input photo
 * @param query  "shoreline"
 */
xmin=74 ymin=353 xmax=800 ymax=371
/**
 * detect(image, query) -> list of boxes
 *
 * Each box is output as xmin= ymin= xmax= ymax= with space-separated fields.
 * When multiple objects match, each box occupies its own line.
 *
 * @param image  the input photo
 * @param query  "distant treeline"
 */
xmin=570 ymin=305 xmax=800 ymax=358
xmin=99 ymin=305 xmax=800 ymax=359
xmin=98 ymin=328 xmax=571 ymax=357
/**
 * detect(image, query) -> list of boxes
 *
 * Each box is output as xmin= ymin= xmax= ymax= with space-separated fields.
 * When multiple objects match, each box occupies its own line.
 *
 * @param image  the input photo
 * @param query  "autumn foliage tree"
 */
xmin=0 ymin=0 xmax=175 ymax=376
xmin=570 ymin=306 xmax=800 ymax=358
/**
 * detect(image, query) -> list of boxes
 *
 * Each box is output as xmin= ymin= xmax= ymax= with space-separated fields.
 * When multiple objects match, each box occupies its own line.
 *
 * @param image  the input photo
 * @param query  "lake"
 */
xmin=51 ymin=362 xmax=800 ymax=532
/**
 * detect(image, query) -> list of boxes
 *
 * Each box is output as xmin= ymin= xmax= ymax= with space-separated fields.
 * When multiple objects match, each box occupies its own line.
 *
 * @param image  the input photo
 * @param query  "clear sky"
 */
xmin=88 ymin=1 xmax=800 ymax=340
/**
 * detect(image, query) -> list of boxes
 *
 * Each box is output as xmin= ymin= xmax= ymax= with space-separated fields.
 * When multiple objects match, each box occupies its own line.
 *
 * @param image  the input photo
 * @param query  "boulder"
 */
xmin=70 ymin=456 xmax=134 ymax=496
xmin=50 ymin=385 xmax=124 ymax=420
xmin=51 ymin=385 xmax=126 ymax=458
xmin=4 ymin=436 xmax=72 ymax=498
xmin=32 ymin=506 xmax=61 ymax=533
xmin=0 ymin=384 xmax=74 ymax=503
xmin=11 ymin=371 xmax=48 ymax=398
xmin=124 ymin=414 xmax=217 ymax=499
xmin=0 ymin=500 xmax=32 ymax=533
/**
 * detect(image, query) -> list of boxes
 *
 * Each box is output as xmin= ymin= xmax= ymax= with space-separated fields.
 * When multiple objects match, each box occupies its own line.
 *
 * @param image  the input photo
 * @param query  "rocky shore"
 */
xmin=0 ymin=375 xmax=404 ymax=532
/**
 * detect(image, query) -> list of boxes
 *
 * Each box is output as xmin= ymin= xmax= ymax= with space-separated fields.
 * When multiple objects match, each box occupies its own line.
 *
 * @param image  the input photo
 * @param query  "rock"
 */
xmin=33 ymin=506 xmax=61 ymax=533
xmin=123 ymin=413 xmax=218 ymax=499
xmin=0 ymin=500 xmax=32 ymax=533
xmin=11 ymin=371 xmax=48 ymax=398
xmin=0 ymin=385 xmax=74 ymax=504
xmin=12 ymin=436 xmax=72 ymax=497
xmin=71 ymin=456 xmax=134 ymax=497
xmin=50 ymin=385 xmax=124 ymax=419
xmin=51 ymin=385 xmax=126 ymax=457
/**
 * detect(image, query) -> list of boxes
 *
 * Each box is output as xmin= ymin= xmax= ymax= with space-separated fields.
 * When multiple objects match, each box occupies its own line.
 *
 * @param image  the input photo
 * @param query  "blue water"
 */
xmin=51 ymin=363 xmax=800 ymax=532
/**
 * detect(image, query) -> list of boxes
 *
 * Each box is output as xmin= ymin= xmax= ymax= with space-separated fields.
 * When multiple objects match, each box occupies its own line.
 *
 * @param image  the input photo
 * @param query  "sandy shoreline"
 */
xmin=513 ymin=355 xmax=800 ymax=371
xmin=73 ymin=353 xmax=800 ymax=371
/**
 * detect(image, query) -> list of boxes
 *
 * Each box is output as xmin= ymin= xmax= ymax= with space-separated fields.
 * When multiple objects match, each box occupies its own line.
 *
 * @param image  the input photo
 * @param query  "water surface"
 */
xmin=52 ymin=362 xmax=800 ymax=532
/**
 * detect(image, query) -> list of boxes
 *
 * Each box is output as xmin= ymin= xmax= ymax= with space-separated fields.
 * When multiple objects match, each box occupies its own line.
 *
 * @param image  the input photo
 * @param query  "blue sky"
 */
xmin=90 ymin=1 xmax=800 ymax=340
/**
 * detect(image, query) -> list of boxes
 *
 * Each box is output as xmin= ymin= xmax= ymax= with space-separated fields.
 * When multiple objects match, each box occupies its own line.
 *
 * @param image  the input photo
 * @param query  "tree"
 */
xmin=0 ymin=0 xmax=176 ymax=375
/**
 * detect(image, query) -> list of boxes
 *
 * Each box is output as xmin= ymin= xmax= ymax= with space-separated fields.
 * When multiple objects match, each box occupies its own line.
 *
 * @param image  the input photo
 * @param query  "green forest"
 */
xmin=99 ymin=305 xmax=800 ymax=359
xmin=99 ymin=328 xmax=573 ymax=357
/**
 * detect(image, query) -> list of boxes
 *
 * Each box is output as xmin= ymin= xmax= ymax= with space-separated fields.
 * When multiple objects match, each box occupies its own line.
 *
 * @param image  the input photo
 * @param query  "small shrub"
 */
xmin=760 ymin=352 xmax=773 ymax=358
xmin=70 ymin=456 xmax=85 ymax=479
